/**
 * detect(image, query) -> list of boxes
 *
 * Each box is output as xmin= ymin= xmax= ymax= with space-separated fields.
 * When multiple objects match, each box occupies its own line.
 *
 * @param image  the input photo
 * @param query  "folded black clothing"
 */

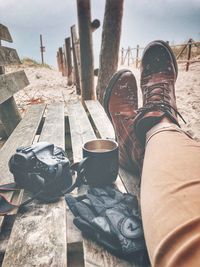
xmin=65 ymin=185 xmax=146 ymax=259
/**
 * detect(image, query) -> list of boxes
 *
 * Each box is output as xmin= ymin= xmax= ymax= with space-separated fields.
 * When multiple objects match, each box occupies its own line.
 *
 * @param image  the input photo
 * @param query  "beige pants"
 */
xmin=141 ymin=131 xmax=200 ymax=267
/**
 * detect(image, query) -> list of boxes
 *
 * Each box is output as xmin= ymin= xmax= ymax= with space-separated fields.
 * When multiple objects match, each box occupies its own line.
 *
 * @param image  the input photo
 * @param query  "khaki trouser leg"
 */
xmin=141 ymin=131 xmax=200 ymax=267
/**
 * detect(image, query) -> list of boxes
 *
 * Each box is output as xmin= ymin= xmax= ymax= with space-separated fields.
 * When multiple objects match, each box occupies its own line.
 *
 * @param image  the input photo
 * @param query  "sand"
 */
xmin=2 ymin=61 xmax=200 ymax=143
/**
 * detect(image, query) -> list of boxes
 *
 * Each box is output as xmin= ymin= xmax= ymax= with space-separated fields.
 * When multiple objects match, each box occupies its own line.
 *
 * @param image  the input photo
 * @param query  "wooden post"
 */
xmin=96 ymin=0 xmax=124 ymax=103
xmin=176 ymin=44 xmax=187 ymax=60
xmin=0 ymin=40 xmax=21 ymax=136
xmin=76 ymin=0 xmax=95 ymax=100
xmin=65 ymin=37 xmax=73 ymax=86
xmin=136 ymin=45 xmax=139 ymax=68
xmin=70 ymin=25 xmax=81 ymax=94
xmin=57 ymin=51 xmax=61 ymax=71
xmin=121 ymin=48 xmax=124 ymax=65
xmin=123 ymin=48 xmax=128 ymax=65
xmin=127 ymin=46 xmax=130 ymax=66
xmin=40 ymin=34 xmax=45 ymax=64
xmin=186 ymin=38 xmax=192 ymax=71
xmin=58 ymin=47 xmax=64 ymax=76
xmin=62 ymin=44 xmax=68 ymax=77
xmin=130 ymin=48 xmax=134 ymax=66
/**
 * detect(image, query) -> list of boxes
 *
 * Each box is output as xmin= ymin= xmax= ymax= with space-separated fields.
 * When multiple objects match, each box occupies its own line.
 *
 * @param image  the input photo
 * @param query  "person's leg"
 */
xmin=134 ymin=40 xmax=200 ymax=266
xmin=141 ymin=123 xmax=200 ymax=267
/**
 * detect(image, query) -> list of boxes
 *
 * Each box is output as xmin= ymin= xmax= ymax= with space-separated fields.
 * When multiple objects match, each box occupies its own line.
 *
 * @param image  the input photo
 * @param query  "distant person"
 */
xmin=103 ymin=40 xmax=200 ymax=267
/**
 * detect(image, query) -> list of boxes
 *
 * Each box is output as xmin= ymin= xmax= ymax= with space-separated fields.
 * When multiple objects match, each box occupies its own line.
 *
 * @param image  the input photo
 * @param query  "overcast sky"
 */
xmin=0 ymin=0 xmax=199 ymax=67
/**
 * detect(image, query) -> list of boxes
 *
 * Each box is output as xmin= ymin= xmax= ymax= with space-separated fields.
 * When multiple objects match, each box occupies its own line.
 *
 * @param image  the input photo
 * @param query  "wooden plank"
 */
xmin=85 ymin=100 xmax=115 ymax=139
xmin=68 ymin=101 xmax=138 ymax=267
xmin=0 ymin=70 xmax=29 ymax=104
xmin=0 ymin=24 xmax=12 ymax=43
xmin=68 ymin=101 xmax=96 ymax=162
xmin=66 ymin=206 xmax=83 ymax=252
xmin=0 ymin=64 xmax=22 ymax=137
xmin=2 ymin=104 xmax=68 ymax=267
xmin=39 ymin=103 xmax=65 ymax=147
xmin=83 ymin=239 xmax=142 ymax=267
xmin=0 ymin=46 xmax=20 ymax=66
xmin=0 ymin=104 xmax=46 ymax=230
xmin=0 ymin=104 xmax=46 ymax=184
xmin=2 ymin=200 xmax=67 ymax=267
xmin=0 ymin=96 xmax=22 ymax=136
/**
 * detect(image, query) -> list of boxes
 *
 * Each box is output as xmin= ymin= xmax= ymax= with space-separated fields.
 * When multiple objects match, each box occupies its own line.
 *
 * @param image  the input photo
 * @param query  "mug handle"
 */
xmin=63 ymin=157 xmax=89 ymax=194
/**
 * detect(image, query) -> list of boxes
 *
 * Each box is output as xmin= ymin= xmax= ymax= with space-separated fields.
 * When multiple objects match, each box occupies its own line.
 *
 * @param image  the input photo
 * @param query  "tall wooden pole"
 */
xmin=70 ymin=25 xmax=81 ymax=95
xmin=58 ymin=47 xmax=64 ymax=76
xmin=96 ymin=0 xmax=124 ymax=103
xmin=186 ymin=38 xmax=192 ymax=71
xmin=128 ymin=47 xmax=130 ymax=66
xmin=62 ymin=44 xmax=68 ymax=76
xmin=65 ymin=37 xmax=73 ymax=86
xmin=136 ymin=45 xmax=139 ymax=68
xmin=57 ymin=50 xmax=61 ymax=72
xmin=76 ymin=0 xmax=95 ymax=100
xmin=121 ymin=48 xmax=124 ymax=65
xmin=40 ymin=34 xmax=45 ymax=64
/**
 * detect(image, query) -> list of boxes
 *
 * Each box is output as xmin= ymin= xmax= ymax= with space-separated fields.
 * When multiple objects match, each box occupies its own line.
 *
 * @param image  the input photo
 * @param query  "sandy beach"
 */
xmin=3 ymin=61 xmax=200 ymax=143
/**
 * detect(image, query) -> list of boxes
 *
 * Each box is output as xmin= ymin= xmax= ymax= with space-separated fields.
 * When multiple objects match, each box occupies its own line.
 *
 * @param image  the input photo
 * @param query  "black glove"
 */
xmin=65 ymin=185 xmax=146 ymax=258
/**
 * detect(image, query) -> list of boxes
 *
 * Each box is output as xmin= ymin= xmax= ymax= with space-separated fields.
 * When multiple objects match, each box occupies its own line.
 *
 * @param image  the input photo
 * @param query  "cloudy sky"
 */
xmin=0 ymin=0 xmax=199 ymax=67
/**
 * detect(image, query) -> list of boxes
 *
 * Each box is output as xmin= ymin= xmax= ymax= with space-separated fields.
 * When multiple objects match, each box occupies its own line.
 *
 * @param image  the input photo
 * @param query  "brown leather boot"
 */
xmin=103 ymin=69 xmax=144 ymax=174
xmin=134 ymin=40 xmax=185 ymax=143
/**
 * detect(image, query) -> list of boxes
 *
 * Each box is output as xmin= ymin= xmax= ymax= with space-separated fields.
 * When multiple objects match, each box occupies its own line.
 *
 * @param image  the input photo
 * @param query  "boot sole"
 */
xmin=142 ymin=40 xmax=178 ymax=79
xmin=103 ymin=69 xmax=137 ymax=122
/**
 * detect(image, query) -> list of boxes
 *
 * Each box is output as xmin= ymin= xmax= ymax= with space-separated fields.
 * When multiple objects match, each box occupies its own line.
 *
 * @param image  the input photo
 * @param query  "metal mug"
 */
xmin=78 ymin=139 xmax=119 ymax=187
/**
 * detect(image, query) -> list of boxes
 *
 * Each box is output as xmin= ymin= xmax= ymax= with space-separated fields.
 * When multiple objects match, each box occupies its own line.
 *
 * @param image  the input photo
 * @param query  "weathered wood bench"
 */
xmin=0 ymin=24 xmax=147 ymax=267
xmin=0 ymin=99 xmax=147 ymax=267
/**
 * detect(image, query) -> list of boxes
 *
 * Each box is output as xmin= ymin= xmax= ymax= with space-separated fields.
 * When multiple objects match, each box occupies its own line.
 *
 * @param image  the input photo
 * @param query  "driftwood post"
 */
xmin=63 ymin=44 xmax=68 ymax=77
xmin=56 ymin=51 xmax=61 ymax=71
xmin=40 ymin=34 xmax=45 ymax=65
xmin=136 ymin=45 xmax=139 ymax=68
xmin=121 ymin=47 xmax=124 ymax=65
xmin=65 ymin=37 xmax=73 ymax=86
xmin=127 ymin=46 xmax=130 ymax=66
xmin=76 ymin=0 xmax=95 ymax=100
xmin=58 ymin=47 xmax=64 ymax=76
xmin=71 ymin=25 xmax=81 ymax=95
xmin=96 ymin=0 xmax=124 ymax=103
xmin=186 ymin=38 xmax=192 ymax=71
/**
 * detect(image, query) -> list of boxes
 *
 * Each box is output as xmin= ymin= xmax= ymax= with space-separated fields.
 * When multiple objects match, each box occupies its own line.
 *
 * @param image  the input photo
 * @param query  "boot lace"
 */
xmin=137 ymin=82 xmax=186 ymax=123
